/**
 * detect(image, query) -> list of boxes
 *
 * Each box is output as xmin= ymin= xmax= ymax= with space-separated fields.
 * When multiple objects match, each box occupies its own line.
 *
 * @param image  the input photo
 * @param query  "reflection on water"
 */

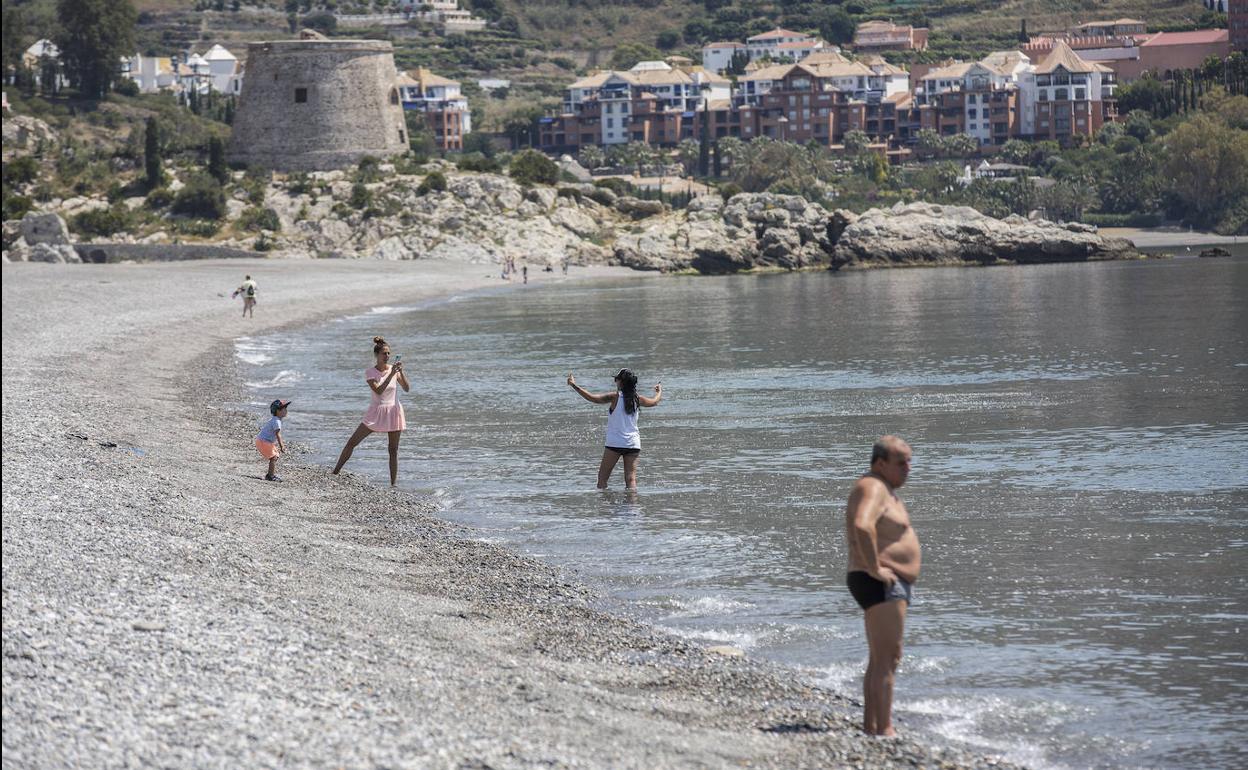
xmin=244 ymin=258 xmax=1248 ymax=769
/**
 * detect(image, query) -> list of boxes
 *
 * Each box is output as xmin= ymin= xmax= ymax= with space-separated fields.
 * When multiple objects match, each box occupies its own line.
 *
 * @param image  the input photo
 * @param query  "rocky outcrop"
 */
xmin=1 ymin=162 xmax=1140 ymax=273
xmin=4 ymin=212 xmax=80 ymax=263
xmin=1 ymin=115 xmax=58 ymax=150
xmin=831 ymin=202 xmax=1139 ymax=268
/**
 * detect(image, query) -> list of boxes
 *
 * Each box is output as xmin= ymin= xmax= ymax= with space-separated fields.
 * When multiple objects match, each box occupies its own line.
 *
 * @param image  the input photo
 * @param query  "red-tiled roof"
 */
xmin=1141 ymin=29 xmax=1229 ymax=46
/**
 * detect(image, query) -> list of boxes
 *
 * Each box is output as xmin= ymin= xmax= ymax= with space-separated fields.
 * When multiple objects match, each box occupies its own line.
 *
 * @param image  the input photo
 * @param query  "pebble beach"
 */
xmin=2 ymin=259 xmax=1019 ymax=769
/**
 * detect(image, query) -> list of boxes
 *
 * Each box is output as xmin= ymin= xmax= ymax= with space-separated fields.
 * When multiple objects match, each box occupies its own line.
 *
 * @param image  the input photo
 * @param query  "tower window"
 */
xmin=295 ymin=87 xmax=307 ymax=103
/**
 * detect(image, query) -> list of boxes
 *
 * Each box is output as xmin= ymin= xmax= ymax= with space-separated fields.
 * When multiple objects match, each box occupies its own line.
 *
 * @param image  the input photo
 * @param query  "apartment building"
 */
xmin=853 ymin=21 xmax=929 ymax=52
xmin=397 ymin=67 xmax=471 ymax=150
xmin=1017 ymin=42 xmax=1117 ymax=140
xmin=915 ymin=54 xmax=1026 ymax=146
xmin=540 ymin=61 xmax=731 ymax=150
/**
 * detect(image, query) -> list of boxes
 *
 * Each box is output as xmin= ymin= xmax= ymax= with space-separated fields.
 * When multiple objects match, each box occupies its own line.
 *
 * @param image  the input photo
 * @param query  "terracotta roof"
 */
xmin=629 ymin=68 xmax=694 ymax=85
xmin=1140 ymin=29 xmax=1229 ymax=46
xmin=748 ymin=28 xmax=807 ymax=41
xmin=740 ymin=63 xmax=796 ymax=81
xmin=704 ymin=98 xmax=732 ymax=110
xmin=981 ymin=50 xmax=1028 ymax=74
xmin=922 ymin=62 xmax=974 ymax=80
xmin=777 ymin=40 xmax=820 ymax=49
xmin=1033 ymin=40 xmax=1100 ymax=74
xmin=1078 ymin=18 xmax=1144 ymax=27
xmin=703 ymin=42 xmax=745 ymax=48
xmin=569 ymin=71 xmax=615 ymax=89
xmin=800 ymin=50 xmax=850 ymax=65
xmin=884 ymin=92 xmax=912 ymax=105
xmin=805 ymin=60 xmax=874 ymax=78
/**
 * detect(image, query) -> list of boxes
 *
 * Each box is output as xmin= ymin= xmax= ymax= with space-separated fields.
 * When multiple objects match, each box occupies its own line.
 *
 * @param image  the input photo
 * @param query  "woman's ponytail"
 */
xmin=616 ymin=369 xmax=639 ymax=414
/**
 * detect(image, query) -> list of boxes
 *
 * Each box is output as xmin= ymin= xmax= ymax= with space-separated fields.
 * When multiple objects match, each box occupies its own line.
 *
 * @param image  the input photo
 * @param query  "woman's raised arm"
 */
xmin=567 ymin=373 xmax=613 ymax=404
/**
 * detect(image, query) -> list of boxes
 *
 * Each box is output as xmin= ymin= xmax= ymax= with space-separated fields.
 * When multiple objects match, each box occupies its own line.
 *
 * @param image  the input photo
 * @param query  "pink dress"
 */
xmin=362 ymin=366 xmax=406 ymax=432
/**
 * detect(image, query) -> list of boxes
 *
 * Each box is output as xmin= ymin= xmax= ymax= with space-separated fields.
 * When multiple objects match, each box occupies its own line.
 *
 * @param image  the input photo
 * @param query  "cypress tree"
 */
xmin=208 ymin=136 xmax=228 ymax=184
xmin=698 ymin=113 xmax=710 ymax=178
xmin=144 ymin=116 xmax=162 ymax=189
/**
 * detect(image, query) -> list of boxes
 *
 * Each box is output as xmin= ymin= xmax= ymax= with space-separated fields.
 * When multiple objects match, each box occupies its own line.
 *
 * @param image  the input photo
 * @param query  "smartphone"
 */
xmin=394 ymin=354 xmax=402 ymax=364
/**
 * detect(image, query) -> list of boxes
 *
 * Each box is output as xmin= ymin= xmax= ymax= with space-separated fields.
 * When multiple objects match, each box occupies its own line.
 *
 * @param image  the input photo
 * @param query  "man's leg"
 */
xmin=863 ymin=598 xmax=906 ymax=736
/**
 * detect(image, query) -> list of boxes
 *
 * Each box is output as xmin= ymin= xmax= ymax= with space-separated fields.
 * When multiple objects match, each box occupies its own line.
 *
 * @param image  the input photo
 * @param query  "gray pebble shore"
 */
xmin=2 ymin=260 xmax=1020 ymax=769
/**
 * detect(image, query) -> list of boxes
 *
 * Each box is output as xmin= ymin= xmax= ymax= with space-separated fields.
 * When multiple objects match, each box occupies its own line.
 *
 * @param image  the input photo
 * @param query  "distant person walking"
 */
xmin=562 ymin=258 xmax=569 ymax=277
xmin=522 ymin=264 xmax=528 ymax=284
xmin=567 ymin=369 xmax=662 ymax=489
xmin=331 ymin=336 xmax=410 ymax=486
xmin=233 ymin=275 xmax=258 ymax=318
xmin=845 ymin=435 xmax=921 ymax=737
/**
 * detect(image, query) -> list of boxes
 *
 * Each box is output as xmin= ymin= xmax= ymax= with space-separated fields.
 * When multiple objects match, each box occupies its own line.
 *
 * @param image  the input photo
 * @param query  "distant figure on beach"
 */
xmin=567 ymin=369 xmax=662 ymax=489
xmin=845 ymin=435 xmax=921 ymax=737
xmin=522 ymin=264 xmax=528 ymax=284
xmin=331 ymin=336 xmax=410 ymax=486
xmin=255 ymin=399 xmax=290 ymax=482
xmin=562 ymin=258 xmax=569 ymax=276
xmin=233 ymin=275 xmax=258 ymax=318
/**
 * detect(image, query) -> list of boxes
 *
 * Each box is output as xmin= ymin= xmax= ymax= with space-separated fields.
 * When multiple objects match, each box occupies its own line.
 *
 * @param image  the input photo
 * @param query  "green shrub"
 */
xmin=287 ymin=171 xmax=313 ymax=195
xmin=509 ymin=150 xmax=558 ymax=186
xmin=719 ymin=182 xmax=743 ymax=200
xmin=3 ymin=194 xmax=34 ymax=221
xmin=416 ymin=171 xmax=447 ymax=195
xmin=145 ymin=187 xmax=174 ymax=209
xmin=593 ymin=177 xmax=634 ymax=196
xmin=254 ymin=231 xmax=276 ymax=252
xmin=238 ymin=206 xmax=281 ymax=232
xmin=171 ymin=218 xmax=220 ymax=237
xmin=3 ymin=156 xmax=41 ymax=186
xmin=171 ymin=175 xmax=227 ymax=219
xmin=354 ymin=155 xmax=384 ymax=183
xmin=456 ymin=152 xmax=501 ymax=173
xmin=349 ymin=182 xmax=373 ymax=209
xmin=114 ymin=78 xmax=140 ymax=97
xmin=71 ymin=206 xmax=132 ymax=237
xmin=1082 ymin=212 xmax=1162 ymax=227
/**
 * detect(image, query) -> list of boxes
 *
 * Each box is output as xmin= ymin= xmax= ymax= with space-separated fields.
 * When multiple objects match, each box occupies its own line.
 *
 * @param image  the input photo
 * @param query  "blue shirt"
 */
xmin=257 ymin=416 xmax=282 ymax=443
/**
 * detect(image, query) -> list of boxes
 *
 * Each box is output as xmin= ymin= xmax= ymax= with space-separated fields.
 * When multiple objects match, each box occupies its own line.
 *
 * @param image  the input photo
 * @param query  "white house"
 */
xmin=746 ymin=28 xmax=813 ymax=62
xmin=201 ymin=44 xmax=242 ymax=95
xmin=701 ymin=41 xmax=745 ymax=73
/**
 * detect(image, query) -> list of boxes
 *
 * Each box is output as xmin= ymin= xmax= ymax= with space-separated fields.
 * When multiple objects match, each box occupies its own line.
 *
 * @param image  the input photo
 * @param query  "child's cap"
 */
xmin=270 ymin=399 xmax=292 ymax=415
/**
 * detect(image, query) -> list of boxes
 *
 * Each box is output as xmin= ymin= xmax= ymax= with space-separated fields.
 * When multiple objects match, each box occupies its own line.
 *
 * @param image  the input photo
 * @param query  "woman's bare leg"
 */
xmin=622 ymin=453 xmax=640 ymax=489
xmin=387 ymin=430 xmax=401 ymax=486
xmin=596 ymin=448 xmax=621 ymax=489
xmin=332 ymin=423 xmax=373 ymax=474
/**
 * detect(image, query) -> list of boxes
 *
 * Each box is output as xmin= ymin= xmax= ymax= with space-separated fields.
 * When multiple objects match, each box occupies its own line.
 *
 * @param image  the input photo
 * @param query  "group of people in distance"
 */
xmin=252 ymin=333 xmax=920 ymax=739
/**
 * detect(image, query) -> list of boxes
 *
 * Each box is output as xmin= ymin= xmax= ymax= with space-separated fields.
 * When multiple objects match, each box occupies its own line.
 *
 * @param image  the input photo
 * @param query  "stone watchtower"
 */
xmin=227 ymin=35 xmax=408 ymax=171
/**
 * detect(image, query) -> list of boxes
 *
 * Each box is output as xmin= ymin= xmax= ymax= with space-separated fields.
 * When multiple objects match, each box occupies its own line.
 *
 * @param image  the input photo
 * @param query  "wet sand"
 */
xmin=2 ymin=259 xmax=1017 ymax=768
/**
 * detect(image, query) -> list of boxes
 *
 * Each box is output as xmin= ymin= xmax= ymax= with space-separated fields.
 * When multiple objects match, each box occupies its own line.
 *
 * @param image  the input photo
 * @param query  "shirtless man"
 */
xmin=845 ymin=435 xmax=921 ymax=737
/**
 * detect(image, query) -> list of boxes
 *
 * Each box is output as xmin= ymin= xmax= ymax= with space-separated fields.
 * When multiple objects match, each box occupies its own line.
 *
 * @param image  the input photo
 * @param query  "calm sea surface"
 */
xmin=239 ymin=257 xmax=1248 ymax=769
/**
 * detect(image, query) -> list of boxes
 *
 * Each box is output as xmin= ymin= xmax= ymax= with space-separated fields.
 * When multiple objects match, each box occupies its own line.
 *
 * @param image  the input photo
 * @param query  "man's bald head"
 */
xmin=871 ymin=435 xmax=910 ymax=464
xmin=870 ymin=435 xmax=912 ymax=487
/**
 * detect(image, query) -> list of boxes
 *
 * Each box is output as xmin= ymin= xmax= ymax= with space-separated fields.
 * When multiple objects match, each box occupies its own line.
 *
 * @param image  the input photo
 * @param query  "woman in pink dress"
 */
xmin=331 ymin=336 xmax=410 ymax=486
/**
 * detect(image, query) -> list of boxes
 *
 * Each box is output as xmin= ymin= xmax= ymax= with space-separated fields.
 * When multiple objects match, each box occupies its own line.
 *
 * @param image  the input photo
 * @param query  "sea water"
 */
xmin=241 ymin=257 xmax=1248 ymax=769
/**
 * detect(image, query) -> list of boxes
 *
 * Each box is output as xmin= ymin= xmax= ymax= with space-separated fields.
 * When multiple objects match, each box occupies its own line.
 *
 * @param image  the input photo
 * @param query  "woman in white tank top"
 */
xmin=567 ymin=368 xmax=663 ymax=489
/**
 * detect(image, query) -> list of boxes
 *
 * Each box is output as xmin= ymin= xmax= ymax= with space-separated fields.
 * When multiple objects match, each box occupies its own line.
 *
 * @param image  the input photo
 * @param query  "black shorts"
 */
xmin=605 ymin=446 xmax=640 ymax=456
xmin=847 ymin=571 xmax=913 ymax=610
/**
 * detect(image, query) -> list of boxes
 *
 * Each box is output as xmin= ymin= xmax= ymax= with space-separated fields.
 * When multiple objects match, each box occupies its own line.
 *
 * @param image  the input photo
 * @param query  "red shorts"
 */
xmin=255 ymin=438 xmax=280 ymax=459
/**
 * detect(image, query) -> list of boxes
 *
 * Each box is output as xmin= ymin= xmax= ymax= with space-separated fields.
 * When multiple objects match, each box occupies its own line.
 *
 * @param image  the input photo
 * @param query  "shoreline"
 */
xmin=2 ymin=259 xmax=1017 ymax=768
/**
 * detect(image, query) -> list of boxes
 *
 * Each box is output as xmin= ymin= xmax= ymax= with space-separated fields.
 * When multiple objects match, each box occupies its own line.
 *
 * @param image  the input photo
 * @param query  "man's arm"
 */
xmin=847 ymin=480 xmax=897 ymax=585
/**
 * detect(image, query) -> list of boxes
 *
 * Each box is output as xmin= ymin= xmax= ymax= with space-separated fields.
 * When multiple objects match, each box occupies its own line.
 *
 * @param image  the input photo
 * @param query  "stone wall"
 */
xmin=227 ymin=40 xmax=409 ymax=172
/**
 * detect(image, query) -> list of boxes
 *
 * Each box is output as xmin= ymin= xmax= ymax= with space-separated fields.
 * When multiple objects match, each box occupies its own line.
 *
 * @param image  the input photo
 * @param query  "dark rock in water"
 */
xmin=1199 ymin=247 xmax=1231 ymax=258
